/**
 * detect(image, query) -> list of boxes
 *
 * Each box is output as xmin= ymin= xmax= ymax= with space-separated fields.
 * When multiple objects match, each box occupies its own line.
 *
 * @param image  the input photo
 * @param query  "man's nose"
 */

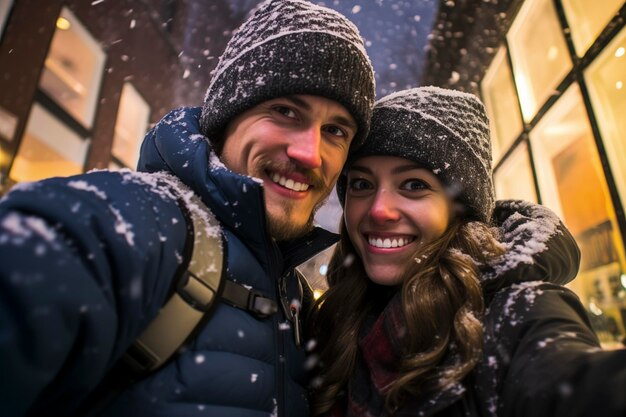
xmin=286 ymin=126 xmax=322 ymax=169
xmin=369 ymin=190 xmax=400 ymax=223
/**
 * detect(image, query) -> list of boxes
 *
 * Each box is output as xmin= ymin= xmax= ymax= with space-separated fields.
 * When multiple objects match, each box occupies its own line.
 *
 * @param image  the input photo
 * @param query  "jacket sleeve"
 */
xmin=484 ymin=282 xmax=626 ymax=417
xmin=0 ymin=170 xmax=190 ymax=416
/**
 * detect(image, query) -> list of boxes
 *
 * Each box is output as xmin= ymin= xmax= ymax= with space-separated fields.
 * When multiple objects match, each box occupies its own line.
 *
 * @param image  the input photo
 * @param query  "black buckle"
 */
xmin=248 ymin=290 xmax=278 ymax=318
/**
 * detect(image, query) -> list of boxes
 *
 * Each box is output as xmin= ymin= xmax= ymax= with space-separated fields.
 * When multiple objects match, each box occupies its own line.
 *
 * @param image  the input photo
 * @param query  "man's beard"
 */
xmin=267 ymin=191 xmax=331 ymax=241
xmin=253 ymin=158 xmax=331 ymax=241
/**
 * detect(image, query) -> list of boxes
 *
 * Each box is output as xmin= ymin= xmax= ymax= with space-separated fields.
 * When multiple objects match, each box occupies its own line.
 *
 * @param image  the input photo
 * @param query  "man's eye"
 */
xmin=402 ymin=179 xmax=428 ymax=191
xmin=323 ymin=125 xmax=346 ymax=138
xmin=273 ymin=106 xmax=297 ymax=119
xmin=348 ymin=178 xmax=372 ymax=191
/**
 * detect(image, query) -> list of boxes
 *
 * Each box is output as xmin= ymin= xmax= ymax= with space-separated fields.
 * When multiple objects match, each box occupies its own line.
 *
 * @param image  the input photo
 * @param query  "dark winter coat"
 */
xmin=350 ymin=200 xmax=626 ymax=417
xmin=0 ymin=107 xmax=335 ymax=417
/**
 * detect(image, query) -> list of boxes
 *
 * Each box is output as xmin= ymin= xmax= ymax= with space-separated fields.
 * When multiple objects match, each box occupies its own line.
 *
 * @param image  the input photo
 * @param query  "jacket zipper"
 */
xmin=267 ymin=242 xmax=286 ymax=417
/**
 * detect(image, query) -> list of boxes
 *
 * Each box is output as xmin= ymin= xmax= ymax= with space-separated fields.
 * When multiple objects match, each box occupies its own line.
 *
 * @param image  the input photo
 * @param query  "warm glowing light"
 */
xmin=514 ymin=73 xmax=535 ymax=122
xmin=56 ymin=17 xmax=71 ymax=30
xmin=615 ymin=47 xmax=625 ymax=58
xmin=0 ymin=145 xmax=7 ymax=169
xmin=621 ymin=274 xmax=626 ymax=290
xmin=616 ymin=81 xmax=623 ymax=90
xmin=313 ymin=290 xmax=322 ymax=300
xmin=547 ymin=46 xmax=558 ymax=61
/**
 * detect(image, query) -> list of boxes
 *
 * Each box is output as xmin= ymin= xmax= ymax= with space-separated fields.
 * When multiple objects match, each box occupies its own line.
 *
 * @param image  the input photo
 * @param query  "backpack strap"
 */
xmin=74 ymin=193 xmax=278 ymax=416
xmin=123 ymin=194 xmax=278 ymax=373
xmin=123 ymin=193 xmax=224 ymax=372
xmin=71 ymin=193 xmax=221 ymax=415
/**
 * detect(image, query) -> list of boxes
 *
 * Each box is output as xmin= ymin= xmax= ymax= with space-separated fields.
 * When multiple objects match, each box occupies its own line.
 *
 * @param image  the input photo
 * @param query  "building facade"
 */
xmin=0 ymin=0 xmax=245 ymax=189
xmin=424 ymin=0 xmax=626 ymax=347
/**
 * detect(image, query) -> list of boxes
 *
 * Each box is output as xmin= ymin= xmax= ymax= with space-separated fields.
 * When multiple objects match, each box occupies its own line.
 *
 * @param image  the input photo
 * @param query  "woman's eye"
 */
xmin=402 ymin=179 xmax=428 ymax=191
xmin=348 ymin=178 xmax=372 ymax=191
xmin=323 ymin=125 xmax=346 ymax=138
xmin=273 ymin=106 xmax=297 ymax=119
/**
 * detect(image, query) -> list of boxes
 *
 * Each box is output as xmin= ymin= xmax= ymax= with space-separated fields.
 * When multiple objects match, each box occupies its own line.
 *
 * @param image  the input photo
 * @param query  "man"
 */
xmin=0 ymin=0 xmax=375 ymax=416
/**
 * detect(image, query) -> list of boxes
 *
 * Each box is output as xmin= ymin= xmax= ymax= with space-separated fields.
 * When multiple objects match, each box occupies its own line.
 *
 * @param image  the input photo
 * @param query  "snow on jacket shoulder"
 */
xmin=0 ymin=170 xmax=192 ymax=417
xmin=475 ymin=200 xmax=626 ymax=417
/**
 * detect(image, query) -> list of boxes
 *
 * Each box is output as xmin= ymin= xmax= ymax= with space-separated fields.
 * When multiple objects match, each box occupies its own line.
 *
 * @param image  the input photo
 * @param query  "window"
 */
xmin=39 ymin=7 xmax=105 ymax=128
xmin=507 ymin=0 xmax=572 ymax=122
xmin=111 ymin=83 xmax=151 ymax=169
xmin=481 ymin=46 xmax=524 ymax=162
xmin=493 ymin=142 xmax=537 ymax=203
xmin=0 ymin=139 xmax=10 ymax=190
xmin=585 ymin=26 xmax=626 ymax=215
xmin=529 ymin=84 xmax=626 ymax=348
xmin=562 ymin=0 xmax=623 ymax=57
xmin=9 ymin=104 xmax=90 ymax=182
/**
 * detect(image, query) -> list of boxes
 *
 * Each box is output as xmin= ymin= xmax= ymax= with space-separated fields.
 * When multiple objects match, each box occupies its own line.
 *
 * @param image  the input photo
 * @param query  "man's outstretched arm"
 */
xmin=0 ymin=170 xmax=190 ymax=416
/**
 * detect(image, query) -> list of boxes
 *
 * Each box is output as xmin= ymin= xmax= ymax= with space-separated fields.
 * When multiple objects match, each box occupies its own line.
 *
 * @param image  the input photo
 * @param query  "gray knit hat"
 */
xmin=337 ymin=86 xmax=495 ymax=223
xmin=200 ymin=0 xmax=375 ymax=150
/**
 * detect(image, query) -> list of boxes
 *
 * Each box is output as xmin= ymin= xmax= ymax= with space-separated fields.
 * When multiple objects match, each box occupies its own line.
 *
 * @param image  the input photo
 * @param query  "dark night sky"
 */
xmin=320 ymin=0 xmax=440 ymax=97
xmin=225 ymin=0 xmax=441 ymax=98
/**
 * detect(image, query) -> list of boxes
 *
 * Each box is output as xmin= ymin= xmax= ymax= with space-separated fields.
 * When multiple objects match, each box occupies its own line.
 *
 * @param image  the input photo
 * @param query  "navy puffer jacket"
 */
xmin=0 ymin=107 xmax=336 ymax=417
xmin=108 ymin=107 xmax=337 ymax=417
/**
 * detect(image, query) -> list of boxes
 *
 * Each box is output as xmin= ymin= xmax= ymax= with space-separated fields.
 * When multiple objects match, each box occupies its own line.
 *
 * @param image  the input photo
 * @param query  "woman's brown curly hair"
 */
xmin=309 ymin=219 xmax=503 ymax=415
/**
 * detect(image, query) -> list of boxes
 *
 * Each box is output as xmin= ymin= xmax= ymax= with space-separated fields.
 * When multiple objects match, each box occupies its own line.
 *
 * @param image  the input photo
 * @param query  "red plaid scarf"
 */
xmin=327 ymin=292 xmax=404 ymax=417
xmin=328 ymin=292 xmax=466 ymax=417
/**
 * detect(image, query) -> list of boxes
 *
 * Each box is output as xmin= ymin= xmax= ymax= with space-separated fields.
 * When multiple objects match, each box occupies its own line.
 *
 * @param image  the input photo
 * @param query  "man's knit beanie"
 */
xmin=337 ymin=86 xmax=495 ymax=223
xmin=200 ymin=0 xmax=376 ymax=150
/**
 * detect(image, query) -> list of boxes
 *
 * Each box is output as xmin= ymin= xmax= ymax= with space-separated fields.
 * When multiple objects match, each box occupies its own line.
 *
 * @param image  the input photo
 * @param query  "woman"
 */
xmin=310 ymin=87 xmax=626 ymax=417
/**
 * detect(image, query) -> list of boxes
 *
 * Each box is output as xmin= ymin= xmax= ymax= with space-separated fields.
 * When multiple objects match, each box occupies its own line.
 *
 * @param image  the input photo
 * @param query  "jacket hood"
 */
xmin=138 ymin=107 xmax=265 ymax=241
xmin=481 ymin=200 xmax=581 ymax=290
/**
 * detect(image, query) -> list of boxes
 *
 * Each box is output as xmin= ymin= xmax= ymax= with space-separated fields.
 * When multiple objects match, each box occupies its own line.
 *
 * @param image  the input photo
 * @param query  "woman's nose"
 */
xmin=368 ymin=190 xmax=400 ymax=223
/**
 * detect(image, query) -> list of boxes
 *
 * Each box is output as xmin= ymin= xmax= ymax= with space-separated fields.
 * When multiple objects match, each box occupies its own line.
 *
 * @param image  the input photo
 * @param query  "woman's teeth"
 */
xmin=368 ymin=236 xmax=414 ymax=248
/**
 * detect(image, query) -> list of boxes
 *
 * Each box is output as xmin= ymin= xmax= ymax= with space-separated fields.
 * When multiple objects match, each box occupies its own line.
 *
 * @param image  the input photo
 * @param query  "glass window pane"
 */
xmin=507 ymin=0 xmax=572 ymax=122
xmin=9 ymin=103 xmax=89 ymax=182
xmin=493 ymin=142 xmax=537 ymax=203
xmin=481 ymin=46 xmax=524 ymax=162
xmin=529 ymin=84 xmax=626 ymax=348
xmin=39 ymin=7 xmax=105 ymax=128
xmin=112 ymin=83 xmax=151 ymax=169
xmin=585 ymin=26 xmax=626 ymax=217
xmin=562 ymin=0 xmax=623 ymax=57
xmin=0 ymin=139 xmax=11 ymax=190
xmin=0 ymin=0 xmax=13 ymax=40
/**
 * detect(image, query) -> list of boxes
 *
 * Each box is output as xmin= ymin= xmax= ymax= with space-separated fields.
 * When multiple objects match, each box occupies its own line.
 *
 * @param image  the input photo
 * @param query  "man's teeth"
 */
xmin=368 ymin=236 xmax=413 ymax=248
xmin=271 ymin=173 xmax=310 ymax=192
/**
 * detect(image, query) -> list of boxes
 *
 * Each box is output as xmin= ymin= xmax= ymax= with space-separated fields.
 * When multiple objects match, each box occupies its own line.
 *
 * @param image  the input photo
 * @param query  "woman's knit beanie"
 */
xmin=200 ymin=0 xmax=376 ymax=151
xmin=337 ymin=86 xmax=495 ymax=223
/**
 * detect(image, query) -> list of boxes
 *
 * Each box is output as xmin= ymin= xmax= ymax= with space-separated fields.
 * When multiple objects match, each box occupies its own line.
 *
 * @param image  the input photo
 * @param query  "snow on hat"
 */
xmin=200 ymin=0 xmax=375 ymax=150
xmin=337 ymin=86 xmax=495 ymax=223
